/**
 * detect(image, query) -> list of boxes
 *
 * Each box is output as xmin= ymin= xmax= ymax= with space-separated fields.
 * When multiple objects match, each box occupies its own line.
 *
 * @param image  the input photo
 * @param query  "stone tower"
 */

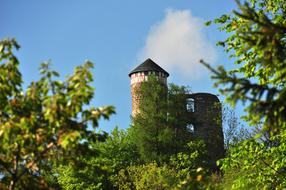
xmin=129 ymin=58 xmax=169 ymax=116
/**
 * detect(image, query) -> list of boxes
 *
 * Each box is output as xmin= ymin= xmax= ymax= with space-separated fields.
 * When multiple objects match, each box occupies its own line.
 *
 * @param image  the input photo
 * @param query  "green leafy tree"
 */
xmin=204 ymin=0 xmax=286 ymax=188
xmin=116 ymin=141 xmax=209 ymax=190
xmin=56 ymin=150 xmax=112 ymax=190
xmin=0 ymin=39 xmax=115 ymax=189
xmin=219 ymin=139 xmax=286 ymax=189
xmin=167 ymin=84 xmax=193 ymax=153
xmin=56 ymin=127 xmax=141 ymax=190
xmin=116 ymin=162 xmax=178 ymax=190
xmin=131 ymin=77 xmax=193 ymax=163
xmin=169 ymin=140 xmax=211 ymax=190
xmin=95 ymin=127 xmax=141 ymax=185
xmin=222 ymin=105 xmax=252 ymax=150
xmin=131 ymin=76 xmax=172 ymax=163
xmin=205 ymin=0 xmax=286 ymax=132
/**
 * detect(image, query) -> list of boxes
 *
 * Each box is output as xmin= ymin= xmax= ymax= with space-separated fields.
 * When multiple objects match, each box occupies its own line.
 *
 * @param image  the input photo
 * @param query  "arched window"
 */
xmin=186 ymin=124 xmax=195 ymax=133
xmin=186 ymin=98 xmax=195 ymax=112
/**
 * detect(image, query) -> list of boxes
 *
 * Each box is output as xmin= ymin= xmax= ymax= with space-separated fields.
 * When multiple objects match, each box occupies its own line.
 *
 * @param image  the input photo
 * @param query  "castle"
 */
xmin=129 ymin=58 xmax=224 ymax=169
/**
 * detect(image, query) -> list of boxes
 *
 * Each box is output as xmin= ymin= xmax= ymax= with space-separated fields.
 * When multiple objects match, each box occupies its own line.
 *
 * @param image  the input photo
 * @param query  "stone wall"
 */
xmin=188 ymin=93 xmax=225 ymax=170
xmin=130 ymin=71 xmax=167 ymax=116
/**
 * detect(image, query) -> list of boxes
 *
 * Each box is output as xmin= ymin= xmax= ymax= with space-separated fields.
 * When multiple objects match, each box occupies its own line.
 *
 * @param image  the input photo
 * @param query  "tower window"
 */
xmin=186 ymin=124 xmax=195 ymax=133
xmin=186 ymin=98 xmax=195 ymax=112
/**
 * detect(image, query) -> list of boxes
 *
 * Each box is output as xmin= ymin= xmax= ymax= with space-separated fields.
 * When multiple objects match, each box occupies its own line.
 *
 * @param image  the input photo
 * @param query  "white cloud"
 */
xmin=139 ymin=9 xmax=217 ymax=79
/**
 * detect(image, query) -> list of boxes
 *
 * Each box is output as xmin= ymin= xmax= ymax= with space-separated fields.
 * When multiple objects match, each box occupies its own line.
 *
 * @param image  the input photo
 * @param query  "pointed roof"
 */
xmin=129 ymin=58 xmax=169 ymax=77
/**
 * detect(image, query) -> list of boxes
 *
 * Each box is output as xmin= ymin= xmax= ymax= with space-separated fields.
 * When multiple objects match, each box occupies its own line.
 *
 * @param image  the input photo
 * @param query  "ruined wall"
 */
xmin=188 ymin=93 xmax=225 ymax=170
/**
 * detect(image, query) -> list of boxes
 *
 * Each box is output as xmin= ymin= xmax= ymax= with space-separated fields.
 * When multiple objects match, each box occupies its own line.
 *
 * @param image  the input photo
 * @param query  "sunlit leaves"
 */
xmin=206 ymin=0 xmax=286 ymax=189
xmin=0 ymin=39 xmax=115 ymax=189
xmin=220 ymin=136 xmax=286 ymax=189
xmin=204 ymin=0 xmax=286 ymax=131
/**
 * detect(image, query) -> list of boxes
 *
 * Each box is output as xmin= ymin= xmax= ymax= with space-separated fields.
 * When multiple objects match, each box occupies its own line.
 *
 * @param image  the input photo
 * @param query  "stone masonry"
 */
xmin=129 ymin=58 xmax=224 ymax=170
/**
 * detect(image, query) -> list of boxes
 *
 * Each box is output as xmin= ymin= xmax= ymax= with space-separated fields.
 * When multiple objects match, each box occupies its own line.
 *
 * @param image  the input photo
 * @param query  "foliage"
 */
xmin=56 ymin=127 xmax=140 ymax=190
xmin=219 ymin=138 xmax=286 ymax=189
xmin=169 ymin=141 xmax=211 ymax=190
xmin=116 ymin=163 xmax=178 ymax=190
xmin=56 ymin=156 xmax=109 ymax=190
xmin=170 ymin=141 xmax=208 ymax=178
xmin=116 ymin=141 xmax=210 ymax=190
xmin=205 ymin=0 xmax=286 ymax=132
xmin=167 ymin=84 xmax=193 ymax=153
xmin=116 ymin=163 xmax=208 ymax=190
xmin=131 ymin=76 xmax=173 ymax=163
xmin=54 ymin=132 xmax=110 ymax=190
xmin=205 ymin=0 xmax=286 ymax=189
xmin=94 ymin=127 xmax=141 ymax=188
xmin=222 ymin=105 xmax=252 ymax=150
xmin=131 ymin=77 xmax=193 ymax=163
xmin=0 ymin=38 xmax=115 ymax=189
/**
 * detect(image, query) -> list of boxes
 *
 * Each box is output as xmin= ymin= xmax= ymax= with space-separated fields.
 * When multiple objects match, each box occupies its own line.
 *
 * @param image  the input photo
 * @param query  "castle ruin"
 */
xmin=129 ymin=58 xmax=224 ymax=169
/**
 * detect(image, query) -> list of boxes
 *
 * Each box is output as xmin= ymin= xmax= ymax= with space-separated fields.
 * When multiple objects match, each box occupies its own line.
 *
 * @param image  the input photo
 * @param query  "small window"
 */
xmin=186 ymin=124 xmax=195 ymax=133
xmin=186 ymin=98 xmax=195 ymax=112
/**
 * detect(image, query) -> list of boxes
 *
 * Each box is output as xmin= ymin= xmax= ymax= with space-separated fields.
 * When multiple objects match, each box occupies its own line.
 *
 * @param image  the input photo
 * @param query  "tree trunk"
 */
xmin=9 ymin=173 xmax=17 ymax=190
xmin=9 ymin=179 xmax=15 ymax=190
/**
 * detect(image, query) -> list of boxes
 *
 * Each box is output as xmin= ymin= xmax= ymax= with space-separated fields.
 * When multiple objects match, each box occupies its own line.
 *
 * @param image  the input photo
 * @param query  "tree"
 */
xmin=169 ymin=140 xmax=209 ymax=185
xmin=95 ymin=127 xmax=141 ymax=184
xmin=55 ymin=127 xmax=141 ymax=190
xmin=116 ymin=141 xmax=210 ymax=190
xmin=116 ymin=162 xmax=178 ymax=190
xmin=204 ymin=0 xmax=286 ymax=188
xmin=131 ymin=76 xmax=171 ymax=162
xmin=222 ymin=105 xmax=252 ymax=150
xmin=0 ymin=38 xmax=115 ymax=189
xmin=131 ymin=77 xmax=193 ymax=163
xmin=205 ymin=0 xmax=286 ymax=132
xmin=167 ymin=84 xmax=193 ymax=153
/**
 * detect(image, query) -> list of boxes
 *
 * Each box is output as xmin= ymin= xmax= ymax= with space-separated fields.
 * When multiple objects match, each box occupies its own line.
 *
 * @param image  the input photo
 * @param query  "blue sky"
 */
xmin=1 ymin=0 xmax=238 ymax=132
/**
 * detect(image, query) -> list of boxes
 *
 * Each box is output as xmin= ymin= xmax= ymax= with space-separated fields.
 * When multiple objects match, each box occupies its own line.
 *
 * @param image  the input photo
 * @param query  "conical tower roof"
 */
xmin=129 ymin=58 xmax=169 ymax=77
